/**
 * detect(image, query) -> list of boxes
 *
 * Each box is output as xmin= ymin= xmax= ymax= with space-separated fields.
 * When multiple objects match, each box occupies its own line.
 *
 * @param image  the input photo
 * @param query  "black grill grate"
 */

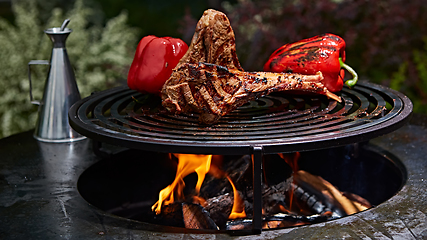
xmin=69 ymin=82 xmax=412 ymax=155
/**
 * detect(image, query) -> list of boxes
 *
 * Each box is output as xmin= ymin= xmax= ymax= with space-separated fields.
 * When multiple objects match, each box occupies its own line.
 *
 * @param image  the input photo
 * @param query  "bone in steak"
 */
xmin=161 ymin=9 xmax=341 ymax=124
xmin=162 ymin=62 xmax=340 ymax=124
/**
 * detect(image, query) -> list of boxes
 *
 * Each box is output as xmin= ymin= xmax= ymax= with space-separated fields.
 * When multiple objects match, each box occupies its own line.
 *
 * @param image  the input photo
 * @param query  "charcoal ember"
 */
xmin=153 ymin=202 xmax=218 ymax=230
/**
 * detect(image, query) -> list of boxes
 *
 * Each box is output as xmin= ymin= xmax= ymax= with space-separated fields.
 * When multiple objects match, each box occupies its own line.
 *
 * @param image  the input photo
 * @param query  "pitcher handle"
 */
xmin=28 ymin=60 xmax=50 ymax=105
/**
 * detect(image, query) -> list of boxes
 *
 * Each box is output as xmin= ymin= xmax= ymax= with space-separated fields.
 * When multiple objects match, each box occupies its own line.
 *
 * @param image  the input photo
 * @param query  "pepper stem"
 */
xmin=339 ymin=57 xmax=358 ymax=88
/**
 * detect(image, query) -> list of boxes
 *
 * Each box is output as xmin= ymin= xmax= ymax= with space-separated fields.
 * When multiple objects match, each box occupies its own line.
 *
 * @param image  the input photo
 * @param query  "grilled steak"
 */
xmin=161 ymin=9 xmax=340 ymax=124
xmin=162 ymin=62 xmax=340 ymax=124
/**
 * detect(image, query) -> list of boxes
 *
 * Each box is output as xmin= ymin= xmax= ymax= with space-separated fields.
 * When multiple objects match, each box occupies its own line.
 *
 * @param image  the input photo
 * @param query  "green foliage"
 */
xmin=414 ymin=44 xmax=427 ymax=96
xmin=391 ymin=38 xmax=427 ymax=114
xmin=0 ymin=0 xmax=140 ymax=138
xmin=390 ymin=62 xmax=407 ymax=91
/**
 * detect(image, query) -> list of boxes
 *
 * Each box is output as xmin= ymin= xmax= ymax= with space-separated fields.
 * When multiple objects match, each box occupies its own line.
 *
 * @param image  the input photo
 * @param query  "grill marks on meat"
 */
xmin=161 ymin=9 xmax=341 ymax=124
xmin=163 ymin=62 xmax=338 ymax=124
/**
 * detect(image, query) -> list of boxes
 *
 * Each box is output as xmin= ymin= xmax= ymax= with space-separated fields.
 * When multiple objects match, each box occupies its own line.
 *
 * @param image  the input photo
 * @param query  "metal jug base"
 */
xmin=33 ymin=135 xmax=87 ymax=143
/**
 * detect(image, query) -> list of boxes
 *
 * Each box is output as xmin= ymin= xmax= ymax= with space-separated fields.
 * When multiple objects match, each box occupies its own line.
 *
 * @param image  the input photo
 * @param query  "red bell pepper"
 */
xmin=263 ymin=33 xmax=358 ymax=93
xmin=128 ymin=35 xmax=188 ymax=95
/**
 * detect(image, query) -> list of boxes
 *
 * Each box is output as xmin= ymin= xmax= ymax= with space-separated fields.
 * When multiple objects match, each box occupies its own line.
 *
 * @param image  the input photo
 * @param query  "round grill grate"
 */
xmin=69 ymin=82 xmax=412 ymax=155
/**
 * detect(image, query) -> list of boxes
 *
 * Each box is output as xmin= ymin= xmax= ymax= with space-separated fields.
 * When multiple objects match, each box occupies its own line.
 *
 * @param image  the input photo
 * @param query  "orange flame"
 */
xmin=151 ymin=154 xmax=212 ymax=214
xmin=227 ymin=175 xmax=247 ymax=219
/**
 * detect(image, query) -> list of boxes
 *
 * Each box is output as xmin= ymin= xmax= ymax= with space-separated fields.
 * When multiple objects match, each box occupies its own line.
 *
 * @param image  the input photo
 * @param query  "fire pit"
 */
xmin=68 ymin=81 xmax=412 ymax=233
xmin=77 ymin=143 xmax=406 ymax=233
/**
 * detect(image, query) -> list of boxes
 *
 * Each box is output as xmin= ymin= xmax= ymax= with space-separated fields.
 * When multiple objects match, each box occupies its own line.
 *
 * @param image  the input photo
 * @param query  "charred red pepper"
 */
xmin=263 ymin=33 xmax=358 ymax=92
xmin=128 ymin=35 xmax=188 ymax=95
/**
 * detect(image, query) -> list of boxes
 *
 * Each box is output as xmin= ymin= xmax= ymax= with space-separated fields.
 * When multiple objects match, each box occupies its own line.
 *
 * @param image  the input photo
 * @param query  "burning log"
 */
xmin=182 ymin=202 xmax=218 ymax=229
xmin=292 ymin=170 xmax=372 ymax=216
xmin=204 ymin=193 xmax=239 ymax=229
xmin=153 ymin=203 xmax=185 ymax=228
xmin=154 ymin=202 xmax=218 ymax=230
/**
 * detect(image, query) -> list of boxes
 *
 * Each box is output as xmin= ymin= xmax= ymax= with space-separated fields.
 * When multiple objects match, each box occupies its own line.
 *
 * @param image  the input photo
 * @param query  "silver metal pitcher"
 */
xmin=28 ymin=19 xmax=85 ymax=143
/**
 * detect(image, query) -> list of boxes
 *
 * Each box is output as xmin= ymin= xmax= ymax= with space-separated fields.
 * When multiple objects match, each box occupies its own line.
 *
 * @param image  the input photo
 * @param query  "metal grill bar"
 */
xmin=252 ymin=146 xmax=263 ymax=233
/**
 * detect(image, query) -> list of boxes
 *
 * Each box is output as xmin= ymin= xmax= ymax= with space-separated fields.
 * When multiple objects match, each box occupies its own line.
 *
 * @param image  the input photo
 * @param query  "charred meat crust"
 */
xmin=162 ymin=62 xmax=335 ymax=124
